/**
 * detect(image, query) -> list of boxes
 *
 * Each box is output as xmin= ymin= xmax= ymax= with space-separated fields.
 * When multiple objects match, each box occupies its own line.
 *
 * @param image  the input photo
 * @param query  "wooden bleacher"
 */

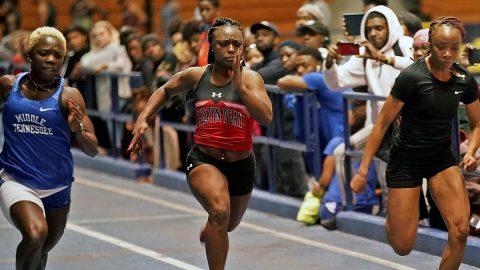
xmin=16 ymin=0 xmax=480 ymax=40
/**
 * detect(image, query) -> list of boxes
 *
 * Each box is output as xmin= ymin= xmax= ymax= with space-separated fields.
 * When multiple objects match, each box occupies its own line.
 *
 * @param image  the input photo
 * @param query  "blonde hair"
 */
xmin=89 ymin=20 xmax=120 ymax=50
xmin=27 ymin=26 xmax=66 ymax=52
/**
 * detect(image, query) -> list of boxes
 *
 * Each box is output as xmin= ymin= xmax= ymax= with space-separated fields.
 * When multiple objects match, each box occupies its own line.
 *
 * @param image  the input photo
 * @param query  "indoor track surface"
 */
xmin=0 ymin=168 xmax=478 ymax=270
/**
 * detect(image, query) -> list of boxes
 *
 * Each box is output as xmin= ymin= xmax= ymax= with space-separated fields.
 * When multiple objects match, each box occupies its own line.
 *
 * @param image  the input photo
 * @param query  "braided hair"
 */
xmin=429 ymin=16 xmax=466 ymax=41
xmin=207 ymin=17 xmax=242 ymax=64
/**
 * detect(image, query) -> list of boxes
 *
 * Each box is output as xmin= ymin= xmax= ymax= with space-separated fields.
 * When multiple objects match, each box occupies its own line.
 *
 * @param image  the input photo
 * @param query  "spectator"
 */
xmin=312 ymin=104 xmax=379 ymax=230
xmin=141 ymin=33 xmax=183 ymax=170
xmin=141 ymin=33 xmax=177 ymax=88
xmin=278 ymin=47 xmax=344 ymax=175
xmin=296 ymin=20 xmax=330 ymax=60
xmin=196 ymin=0 xmax=220 ymax=67
xmin=62 ymin=25 xmax=90 ymax=93
xmin=362 ymin=0 xmax=388 ymax=12
xmin=116 ymin=0 xmax=148 ymax=34
xmin=250 ymin=21 xmax=288 ymax=84
xmin=278 ymin=40 xmax=302 ymax=74
xmin=250 ymin=21 xmax=297 ymax=193
xmin=295 ymin=4 xmax=325 ymax=28
xmin=69 ymin=0 xmax=108 ymax=31
xmin=80 ymin=21 xmax=132 ymax=153
xmin=125 ymin=34 xmax=155 ymax=90
xmin=301 ymin=0 xmax=331 ymax=25
xmin=324 ymin=5 xmax=413 ymax=214
xmin=35 ymin=0 xmax=56 ymax=27
xmin=244 ymin=43 xmax=263 ymax=68
xmin=160 ymin=0 xmax=180 ymax=51
xmin=178 ymin=19 xmax=202 ymax=70
xmin=397 ymin=11 xmax=423 ymax=37
xmin=0 ymin=0 xmax=20 ymax=35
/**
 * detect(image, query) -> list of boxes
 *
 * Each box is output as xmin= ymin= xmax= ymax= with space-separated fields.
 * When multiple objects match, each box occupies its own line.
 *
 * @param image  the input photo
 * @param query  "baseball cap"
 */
xmin=250 ymin=21 xmax=279 ymax=36
xmin=296 ymin=20 xmax=330 ymax=37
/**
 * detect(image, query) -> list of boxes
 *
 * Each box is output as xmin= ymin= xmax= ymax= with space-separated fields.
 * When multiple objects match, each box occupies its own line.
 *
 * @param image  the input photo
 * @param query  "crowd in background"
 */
xmin=0 ymin=0 xmax=479 ymax=237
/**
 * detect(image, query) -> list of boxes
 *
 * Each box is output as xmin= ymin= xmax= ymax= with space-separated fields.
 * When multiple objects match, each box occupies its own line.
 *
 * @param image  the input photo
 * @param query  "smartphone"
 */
xmin=343 ymin=13 xmax=364 ymax=36
xmin=337 ymin=42 xmax=360 ymax=56
xmin=470 ymin=214 xmax=480 ymax=230
xmin=468 ymin=48 xmax=480 ymax=64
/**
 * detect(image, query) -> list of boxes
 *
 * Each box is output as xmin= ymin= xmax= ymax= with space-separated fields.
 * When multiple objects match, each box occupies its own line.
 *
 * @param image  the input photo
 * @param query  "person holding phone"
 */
xmin=350 ymin=16 xmax=480 ymax=269
xmin=323 ymin=5 xmax=413 ymax=214
xmin=128 ymin=18 xmax=272 ymax=270
xmin=0 ymin=26 xmax=98 ymax=269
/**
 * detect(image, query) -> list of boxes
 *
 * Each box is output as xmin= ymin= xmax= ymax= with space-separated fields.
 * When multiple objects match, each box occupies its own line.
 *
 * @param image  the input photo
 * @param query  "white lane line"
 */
xmin=67 ymin=223 xmax=204 ymax=270
xmin=76 ymin=178 xmax=414 ymax=270
xmin=240 ymin=222 xmax=415 ymax=270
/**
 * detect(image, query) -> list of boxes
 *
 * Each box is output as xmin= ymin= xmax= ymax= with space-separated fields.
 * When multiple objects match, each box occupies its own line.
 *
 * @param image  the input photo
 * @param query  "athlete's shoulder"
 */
xmin=399 ymin=58 xmax=425 ymax=79
xmin=176 ymin=65 xmax=209 ymax=84
xmin=0 ymin=75 xmax=16 ymax=99
xmin=242 ymin=66 xmax=264 ymax=82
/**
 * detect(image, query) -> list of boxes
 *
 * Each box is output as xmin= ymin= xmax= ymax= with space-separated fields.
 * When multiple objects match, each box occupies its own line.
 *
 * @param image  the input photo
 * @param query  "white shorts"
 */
xmin=0 ymin=171 xmax=68 ymax=225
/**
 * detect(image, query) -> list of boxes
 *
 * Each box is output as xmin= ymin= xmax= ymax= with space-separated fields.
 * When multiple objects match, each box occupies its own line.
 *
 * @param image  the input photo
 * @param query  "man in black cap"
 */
xmin=296 ymin=20 xmax=330 ymax=60
xmin=250 ymin=21 xmax=307 ymax=197
xmin=250 ymin=21 xmax=288 ymax=84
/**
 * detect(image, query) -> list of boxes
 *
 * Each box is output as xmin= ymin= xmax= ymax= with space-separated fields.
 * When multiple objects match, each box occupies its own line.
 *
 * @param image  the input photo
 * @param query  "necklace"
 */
xmin=28 ymin=72 xmax=56 ymax=93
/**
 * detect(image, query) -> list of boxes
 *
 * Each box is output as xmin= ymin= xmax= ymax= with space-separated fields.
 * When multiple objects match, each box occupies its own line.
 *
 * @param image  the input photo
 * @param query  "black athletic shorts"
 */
xmin=386 ymin=146 xmax=459 ymax=188
xmin=185 ymin=145 xmax=256 ymax=196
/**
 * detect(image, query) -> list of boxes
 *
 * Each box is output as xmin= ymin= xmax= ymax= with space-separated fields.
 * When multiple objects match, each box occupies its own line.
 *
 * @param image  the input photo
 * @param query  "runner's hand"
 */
xmin=350 ymin=173 xmax=367 ymax=193
xmin=127 ymin=118 xmax=148 ymax=161
xmin=462 ymin=152 xmax=478 ymax=172
xmin=231 ymin=47 xmax=243 ymax=89
xmin=67 ymin=99 xmax=84 ymax=134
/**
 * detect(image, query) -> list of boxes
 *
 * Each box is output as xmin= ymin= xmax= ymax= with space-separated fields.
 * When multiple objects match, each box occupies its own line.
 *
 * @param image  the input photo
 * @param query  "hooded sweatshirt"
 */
xmin=324 ymin=5 xmax=413 ymax=123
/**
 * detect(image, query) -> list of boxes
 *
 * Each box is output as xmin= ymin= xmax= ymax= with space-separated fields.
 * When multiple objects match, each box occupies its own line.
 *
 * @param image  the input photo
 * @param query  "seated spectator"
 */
xmin=63 ymin=25 xmax=90 ymax=93
xmin=175 ymin=19 xmax=201 ymax=71
xmin=141 ymin=33 xmax=177 ymax=88
xmin=278 ymin=47 xmax=344 ymax=194
xmin=125 ymin=33 xmax=155 ymax=90
xmin=249 ymin=21 xmax=293 ymax=191
xmin=80 ymin=21 xmax=132 ymax=112
xmin=278 ymin=40 xmax=302 ymax=74
xmin=196 ymin=0 xmax=220 ymax=67
xmin=296 ymin=20 xmax=330 ymax=60
xmin=312 ymin=105 xmax=379 ymax=230
xmin=244 ymin=43 xmax=263 ymax=68
xmin=141 ymin=33 xmax=183 ymax=171
xmin=301 ymin=0 xmax=331 ymax=25
xmin=69 ymin=0 xmax=107 ymax=31
xmin=295 ymin=3 xmax=326 ymax=28
xmin=80 ymin=21 xmax=132 ymax=154
xmin=250 ymin=21 xmax=288 ymax=84
xmin=116 ymin=0 xmax=148 ymax=34
xmin=397 ymin=11 xmax=423 ymax=37
xmin=278 ymin=47 xmax=344 ymax=154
